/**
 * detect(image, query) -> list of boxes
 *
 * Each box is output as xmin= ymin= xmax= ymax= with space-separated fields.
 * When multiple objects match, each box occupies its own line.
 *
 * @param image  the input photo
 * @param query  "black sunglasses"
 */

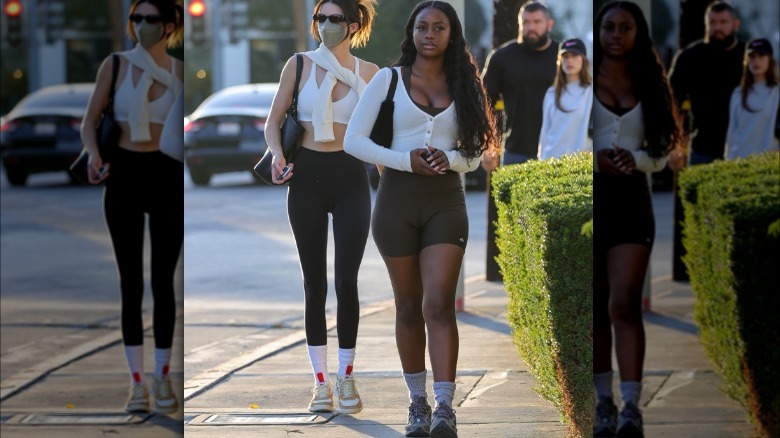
xmin=129 ymin=14 xmax=163 ymax=24
xmin=312 ymin=14 xmax=347 ymax=24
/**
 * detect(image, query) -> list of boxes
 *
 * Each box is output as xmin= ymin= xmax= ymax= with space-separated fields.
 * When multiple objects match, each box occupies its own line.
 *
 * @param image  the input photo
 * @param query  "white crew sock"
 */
xmin=337 ymin=347 xmax=356 ymax=378
xmin=124 ymin=344 xmax=145 ymax=385
xmin=308 ymin=345 xmax=329 ymax=385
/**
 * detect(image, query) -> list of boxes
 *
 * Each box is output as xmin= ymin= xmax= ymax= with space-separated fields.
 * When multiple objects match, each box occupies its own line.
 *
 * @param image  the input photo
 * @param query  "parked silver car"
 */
xmin=0 ymin=83 xmax=93 ymax=186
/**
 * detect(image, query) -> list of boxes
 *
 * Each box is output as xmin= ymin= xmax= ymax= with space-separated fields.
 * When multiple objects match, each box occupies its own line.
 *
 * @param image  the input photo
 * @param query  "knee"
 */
xmin=422 ymin=297 xmax=455 ymax=325
xmin=396 ymin=301 xmax=424 ymax=326
xmin=335 ymin=278 xmax=358 ymax=299
xmin=609 ymin=296 xmax=641 ymax=325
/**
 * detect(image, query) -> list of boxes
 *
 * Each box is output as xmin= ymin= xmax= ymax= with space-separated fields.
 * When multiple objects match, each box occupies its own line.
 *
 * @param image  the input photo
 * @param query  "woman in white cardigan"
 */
xmin=80 ymin=0 xmax=183 ymax=416
xmin=724 ymin=38 xmax=779 ymax=160
xmin=344 ymin=2 xmax=498 ymax=436
xmin=591 ymin=3 xmax=684 ymax=437
xmin=538 ymin=38 xmax=593 ymax=160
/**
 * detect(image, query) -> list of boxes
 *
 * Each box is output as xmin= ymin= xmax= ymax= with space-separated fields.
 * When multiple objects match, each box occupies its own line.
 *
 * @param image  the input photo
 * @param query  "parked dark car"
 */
xmin=184 ymin=83 xmax=278 ymax=186
xmin=0 ymin=83 xmax=93 ymax=186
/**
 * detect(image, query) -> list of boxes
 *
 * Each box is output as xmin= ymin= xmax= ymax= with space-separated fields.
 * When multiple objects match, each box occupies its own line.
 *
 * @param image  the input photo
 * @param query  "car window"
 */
xmin=21 ymin=92 xmax=91 ymax=110
xmin=204 ymin=91 xmax=276 ymax=110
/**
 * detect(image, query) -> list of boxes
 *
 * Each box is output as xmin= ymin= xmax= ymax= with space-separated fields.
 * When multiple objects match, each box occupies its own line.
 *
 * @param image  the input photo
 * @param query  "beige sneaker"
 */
xmin=125 ymin=383 xmax=149 ymax=413
xmin=336 ymin=376 xmax=363 ymax=414
xmin=151 ymin=375 xmax=179 ymax=414
xmin=308 ymin=382 xmax=334 ymax=412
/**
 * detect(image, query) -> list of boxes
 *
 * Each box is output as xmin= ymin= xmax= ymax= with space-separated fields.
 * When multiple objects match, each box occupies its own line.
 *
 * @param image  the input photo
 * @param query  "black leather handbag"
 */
xmin=369 ymin=67 xmax=398 ymax=148
xmin=70 ymin=53 xmax=121 ymax=185
xmin=254 ymin=53 xmax=304 ymax=185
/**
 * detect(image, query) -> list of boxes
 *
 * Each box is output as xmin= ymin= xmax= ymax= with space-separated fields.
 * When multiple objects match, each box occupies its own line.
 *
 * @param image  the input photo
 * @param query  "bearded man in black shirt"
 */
xmin=481 ymin=1 xmax=558 ymax=170
xmin=669 ymin=1 xmax=744 ymax=165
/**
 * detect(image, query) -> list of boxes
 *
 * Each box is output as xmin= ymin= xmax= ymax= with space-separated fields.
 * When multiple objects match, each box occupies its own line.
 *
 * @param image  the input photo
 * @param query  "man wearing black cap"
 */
xmin=669 ymin=1 xmax=745 ymax=165
xmin=481 ymin=0 xmax=558 ymax=169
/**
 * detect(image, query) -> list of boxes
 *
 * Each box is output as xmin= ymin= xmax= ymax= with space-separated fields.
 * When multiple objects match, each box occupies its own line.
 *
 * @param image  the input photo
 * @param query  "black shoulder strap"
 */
xmin=107 ymin=53 xmax=119 ymax=115
xmin=385 ymin=67 xmax=398 ymax=101
xmin=290 ymin=53 xmax=303 ymax=112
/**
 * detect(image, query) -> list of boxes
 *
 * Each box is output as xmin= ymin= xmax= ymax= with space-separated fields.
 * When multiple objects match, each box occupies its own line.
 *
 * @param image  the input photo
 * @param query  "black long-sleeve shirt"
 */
xmin=668 ymin=39 xmax=745 ymax=158
xmin=482 ymin=40 xmax=558 ymax=156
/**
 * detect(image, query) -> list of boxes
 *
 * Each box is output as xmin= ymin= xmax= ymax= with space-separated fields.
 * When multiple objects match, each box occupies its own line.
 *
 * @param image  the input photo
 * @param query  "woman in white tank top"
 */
xmin=262 ymin=0 xmax=379 ymax=415
xmin=79 ymin=0 xmax=184 ymax=416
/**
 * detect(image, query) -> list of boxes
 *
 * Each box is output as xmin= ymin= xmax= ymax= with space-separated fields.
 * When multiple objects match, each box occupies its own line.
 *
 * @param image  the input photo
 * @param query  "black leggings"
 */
xmin=104 ymin=148 xmax=183 ymax=348
xmin=287 ymin=148 xmax=371 ymax=348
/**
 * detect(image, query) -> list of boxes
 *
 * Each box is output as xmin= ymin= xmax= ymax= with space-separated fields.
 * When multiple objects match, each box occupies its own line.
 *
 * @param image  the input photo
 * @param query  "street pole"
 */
xmin=485 ymin=0 xmax=520 ymax=283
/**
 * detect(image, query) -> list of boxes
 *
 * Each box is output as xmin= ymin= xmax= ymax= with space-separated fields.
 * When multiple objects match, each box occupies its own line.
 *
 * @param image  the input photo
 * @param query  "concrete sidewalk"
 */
xmin=183 ymin=279 xmax=566 ymax=437
xmin=182 ymin=276 xmax=755 ymax=437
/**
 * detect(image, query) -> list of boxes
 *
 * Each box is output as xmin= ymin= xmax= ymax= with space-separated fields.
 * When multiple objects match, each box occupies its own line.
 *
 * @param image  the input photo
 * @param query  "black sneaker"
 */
xmin=405 ymin=395 xmax=432 ymax=437
xmin=616 ymin=402 xmax=644 ymax=438
xmin=593 ymin=396 xmax=618 ymax=437
xmin=430 ymin=404 xmax=457 ymax=438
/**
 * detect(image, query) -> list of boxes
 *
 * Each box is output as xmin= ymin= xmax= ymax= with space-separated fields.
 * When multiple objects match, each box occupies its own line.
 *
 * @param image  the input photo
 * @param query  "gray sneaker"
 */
xmin=405 ymin=396 xmax=432 ymax=437
xmin=617 ymin=402 xmax=644 ymax=438
xmin=594 ymin=396 xmax=618 ymax=437
xmin=430 ymin=404 xmax=457 ymax=438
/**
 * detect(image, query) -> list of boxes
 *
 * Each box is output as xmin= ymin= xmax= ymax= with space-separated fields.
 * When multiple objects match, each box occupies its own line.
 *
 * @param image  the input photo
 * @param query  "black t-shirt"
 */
xmin=669 ymin=39 xmax=745 ymax=158
xmin=482 ymin=40 xmax=558 ymax=156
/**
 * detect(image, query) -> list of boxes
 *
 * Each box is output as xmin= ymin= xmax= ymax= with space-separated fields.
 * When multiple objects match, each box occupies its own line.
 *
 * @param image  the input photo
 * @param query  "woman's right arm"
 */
xmin=724 ymin=88 xmax=740 ymax=160
xmin=80 ymin=54 xmax=115 ymax=182
xmin=265 ymin=55 xmax=299 ymax=183
xmin=537 ymin=89 xmax=554 ymax=159
xmin=344 ymin=68 xmax=414 ymax=172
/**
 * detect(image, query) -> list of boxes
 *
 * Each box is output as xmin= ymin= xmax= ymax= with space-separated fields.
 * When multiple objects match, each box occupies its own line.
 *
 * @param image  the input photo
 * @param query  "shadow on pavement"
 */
xmin=457 ymin=311 xmax=512 ymax=336
xmin=644 ymin=311 xmax=698 ymax=335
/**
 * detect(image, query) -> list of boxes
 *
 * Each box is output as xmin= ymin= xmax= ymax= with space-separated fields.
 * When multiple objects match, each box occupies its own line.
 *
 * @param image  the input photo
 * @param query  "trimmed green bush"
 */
xmin=492 ymin=152 xmax=593 ymax=437
xmin=678 ymin=152 xmax=780 ymax=437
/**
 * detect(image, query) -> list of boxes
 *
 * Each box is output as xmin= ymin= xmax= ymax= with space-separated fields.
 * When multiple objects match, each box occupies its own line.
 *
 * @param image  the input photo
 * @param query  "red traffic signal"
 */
xmin=188 ymin=0 xmax=205 ymax=17
xmin=4 ymin=0 xmax=22 ymax=17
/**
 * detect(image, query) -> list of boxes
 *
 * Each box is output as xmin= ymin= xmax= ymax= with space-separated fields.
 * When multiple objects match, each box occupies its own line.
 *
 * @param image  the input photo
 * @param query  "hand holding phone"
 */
xmin=277 ymin=164 xmax=292 ymax=181
xmin=96 ymin=165 xmax=108 ymax=180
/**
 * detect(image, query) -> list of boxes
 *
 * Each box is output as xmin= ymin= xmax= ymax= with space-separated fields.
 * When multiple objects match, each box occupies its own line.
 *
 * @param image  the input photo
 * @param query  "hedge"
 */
xmin=678 ymin=152 xmax=780 ymax=437
xmin=492 ymin=152 xmax=593 ymax=437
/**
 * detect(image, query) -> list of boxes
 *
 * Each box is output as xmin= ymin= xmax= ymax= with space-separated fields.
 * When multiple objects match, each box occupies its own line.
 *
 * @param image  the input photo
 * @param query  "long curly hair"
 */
xmin=594 ymin=1 xmax=683 ymax=157
xmin=394 ymin=1 xmax=499 ymax=159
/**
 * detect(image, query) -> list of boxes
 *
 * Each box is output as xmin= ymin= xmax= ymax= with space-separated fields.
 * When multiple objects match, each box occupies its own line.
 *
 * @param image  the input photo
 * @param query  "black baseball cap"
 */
xmin=559 ymin=38 xmax=586 ymax=56
xmin=746 ymin=38 xmax=773 ymax=55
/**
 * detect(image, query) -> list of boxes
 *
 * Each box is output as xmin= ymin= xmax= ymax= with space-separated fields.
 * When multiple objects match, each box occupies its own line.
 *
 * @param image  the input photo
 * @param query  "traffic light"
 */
xmin=188 ymin=0 xmax=207 ymax=47
xmin=4 ymin=0 xmax=23 ymax=46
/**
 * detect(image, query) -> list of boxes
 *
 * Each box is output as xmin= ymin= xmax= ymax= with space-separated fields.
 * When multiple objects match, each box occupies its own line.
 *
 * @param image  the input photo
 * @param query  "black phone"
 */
xmin=277 ymin=165 xmax=292 ymax=180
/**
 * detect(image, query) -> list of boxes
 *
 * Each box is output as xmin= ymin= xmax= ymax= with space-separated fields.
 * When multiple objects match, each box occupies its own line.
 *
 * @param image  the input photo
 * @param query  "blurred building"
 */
xmin=0 ymin=0 xmax=134 ymax=114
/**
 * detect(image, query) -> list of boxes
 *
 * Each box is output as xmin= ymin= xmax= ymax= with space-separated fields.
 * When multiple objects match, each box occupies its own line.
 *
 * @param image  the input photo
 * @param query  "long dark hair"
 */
xmin=740 ymin=53 xmax=778 ymax=112
xmin=594 ymin=1 xmax=683 ymax=157
xmin=554 ymin=52 xmax=592 ymax=112
xmin=127 ymin=0 xmax=184 ymax=48
xmin=309 ymin=0 xmax=377 ymax=48
xmin=395 ymin=1 xmax=499 ymax=158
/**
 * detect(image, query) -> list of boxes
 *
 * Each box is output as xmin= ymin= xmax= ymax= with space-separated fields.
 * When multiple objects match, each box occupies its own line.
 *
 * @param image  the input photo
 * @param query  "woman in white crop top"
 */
xmin=344 ymin=2 xmax=499 ymax=435
xmin=79 ymin=0 xmax=184 ymax=415
xmin=263 ymin=0 xmax=379 ymax=415
xmin=591 ymin=3 xmax=684 ymax=437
